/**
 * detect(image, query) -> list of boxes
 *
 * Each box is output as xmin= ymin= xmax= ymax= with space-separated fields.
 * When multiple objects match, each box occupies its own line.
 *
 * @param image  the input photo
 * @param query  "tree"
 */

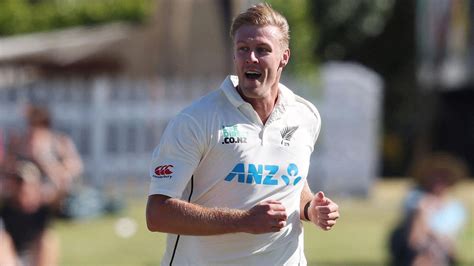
xmin=0 ymin=0 xmax=153 ymax=36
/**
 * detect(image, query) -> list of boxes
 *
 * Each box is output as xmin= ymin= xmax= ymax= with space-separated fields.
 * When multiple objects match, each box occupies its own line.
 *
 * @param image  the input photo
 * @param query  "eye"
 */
xmin=257 ymin=47 xmax=270 ymax=54
xmin=237 ymin=46 xmax=249 ymax=52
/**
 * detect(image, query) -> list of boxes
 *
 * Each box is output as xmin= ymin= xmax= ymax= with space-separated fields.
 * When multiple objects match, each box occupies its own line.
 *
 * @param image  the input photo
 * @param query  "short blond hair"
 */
xmin=230 ymin=3 xmax=290 ymax=49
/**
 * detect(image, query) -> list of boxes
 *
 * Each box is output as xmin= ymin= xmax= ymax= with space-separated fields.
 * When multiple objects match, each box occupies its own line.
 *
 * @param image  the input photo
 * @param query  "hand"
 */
xmin=308 ymin=191 xmax=339 ymax=231
xmin=242 ymin=200 xmax=288 ymax=234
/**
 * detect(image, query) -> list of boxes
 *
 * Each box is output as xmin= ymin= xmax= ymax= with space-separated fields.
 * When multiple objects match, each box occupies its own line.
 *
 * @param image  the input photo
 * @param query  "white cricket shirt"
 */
xmin=149 ymin=76 xmax=321 ymax=265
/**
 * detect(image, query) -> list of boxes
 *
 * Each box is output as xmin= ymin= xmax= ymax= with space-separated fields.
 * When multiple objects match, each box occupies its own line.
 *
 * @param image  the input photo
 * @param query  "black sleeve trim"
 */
xmin=169 ymin=176 xmax=194 ymax=266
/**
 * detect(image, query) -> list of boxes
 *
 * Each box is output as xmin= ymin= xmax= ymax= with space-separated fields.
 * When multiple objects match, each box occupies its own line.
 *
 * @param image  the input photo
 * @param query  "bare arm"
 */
xmin=0 ymin=229 xmax=16 ymax=266
xmin=146 ymin=194 xmax=287 ymax=235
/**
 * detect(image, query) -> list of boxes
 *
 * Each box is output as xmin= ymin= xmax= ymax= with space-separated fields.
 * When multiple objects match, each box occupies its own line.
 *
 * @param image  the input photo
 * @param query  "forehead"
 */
xmin=234 ymin=25 xmax=282 ymax=46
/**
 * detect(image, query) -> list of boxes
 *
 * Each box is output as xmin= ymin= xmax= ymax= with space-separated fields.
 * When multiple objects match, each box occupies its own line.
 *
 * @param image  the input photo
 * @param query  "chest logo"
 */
xmin=280 ymin=126 xmax=299 ymax=146
xmin=224 ymin=163 xmax=302 ymax=186
xmin=221 ymin=125 xmax=247 ymax=144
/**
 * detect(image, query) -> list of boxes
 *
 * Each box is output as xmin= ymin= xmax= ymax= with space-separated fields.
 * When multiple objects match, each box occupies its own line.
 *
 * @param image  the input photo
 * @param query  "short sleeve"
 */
xmin=313 ymin=113 xmax=322 ymax=146
xmin=148 ymin=113 xmax=205 ymax=198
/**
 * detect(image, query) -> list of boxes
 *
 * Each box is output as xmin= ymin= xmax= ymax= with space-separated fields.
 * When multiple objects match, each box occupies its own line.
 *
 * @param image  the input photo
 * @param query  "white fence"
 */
xmin=0 ymin=63 xmax=383 ymax=196
xmin=0 ymin=75 xmax=221 ymax=189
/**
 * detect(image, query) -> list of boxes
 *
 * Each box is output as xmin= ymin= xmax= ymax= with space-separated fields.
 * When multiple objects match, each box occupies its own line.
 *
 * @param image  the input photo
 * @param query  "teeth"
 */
xmin=246 ymin=71 xmax=260 ymax=75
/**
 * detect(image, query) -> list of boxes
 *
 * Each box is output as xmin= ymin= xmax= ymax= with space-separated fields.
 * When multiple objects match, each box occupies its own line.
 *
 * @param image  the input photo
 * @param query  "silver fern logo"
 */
xmin=280 ymin=126 xmax=299 ymax=146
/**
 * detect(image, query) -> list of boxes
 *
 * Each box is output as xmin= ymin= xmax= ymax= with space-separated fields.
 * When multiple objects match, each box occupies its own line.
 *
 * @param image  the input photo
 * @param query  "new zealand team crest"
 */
xmin=280 ymin=126 xmax=298 ymax=146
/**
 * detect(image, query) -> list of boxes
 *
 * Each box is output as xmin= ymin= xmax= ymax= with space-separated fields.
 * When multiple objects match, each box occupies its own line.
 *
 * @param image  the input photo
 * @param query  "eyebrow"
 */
xmin=235 ymin=39 xmax=253 ymax=44
xmin=235 ymin=40 xmax=272 ymax=47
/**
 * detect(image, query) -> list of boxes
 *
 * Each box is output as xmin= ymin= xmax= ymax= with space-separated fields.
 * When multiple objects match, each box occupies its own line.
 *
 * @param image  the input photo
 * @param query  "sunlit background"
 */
xmin=0 ymin=0 xmax=472 ymax=265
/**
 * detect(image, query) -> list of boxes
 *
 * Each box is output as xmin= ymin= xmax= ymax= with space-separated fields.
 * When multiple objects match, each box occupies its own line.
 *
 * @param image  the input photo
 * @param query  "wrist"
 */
xmin=303 ymin=200 xmax=311 ymax=221
xmin=228 ymin=209 xmax=250 ymax=233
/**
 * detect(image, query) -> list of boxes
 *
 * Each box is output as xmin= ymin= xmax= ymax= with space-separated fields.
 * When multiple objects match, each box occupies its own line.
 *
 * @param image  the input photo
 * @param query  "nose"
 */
xmin=246 ymin=51 xmax=258 ymax=64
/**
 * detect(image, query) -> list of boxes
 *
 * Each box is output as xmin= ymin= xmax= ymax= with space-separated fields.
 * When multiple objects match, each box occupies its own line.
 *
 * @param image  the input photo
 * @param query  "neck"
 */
xmin=237 ymin=85 xmax=279 ymax=124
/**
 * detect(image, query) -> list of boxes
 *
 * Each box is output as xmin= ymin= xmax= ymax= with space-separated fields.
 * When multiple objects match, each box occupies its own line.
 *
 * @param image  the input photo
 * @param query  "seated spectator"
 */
xmin=6 ymin=104 xmax=83 ymax=211
xmin=0 ymin=160 xmax=59 ymax=266
xmin=389 ymin=152 xmax=469 ymax=266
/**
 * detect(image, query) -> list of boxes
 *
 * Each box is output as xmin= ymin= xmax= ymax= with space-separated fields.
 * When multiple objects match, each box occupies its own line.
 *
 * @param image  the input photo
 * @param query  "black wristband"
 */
xmin=303 ymin=201 xmax=311 ymax=221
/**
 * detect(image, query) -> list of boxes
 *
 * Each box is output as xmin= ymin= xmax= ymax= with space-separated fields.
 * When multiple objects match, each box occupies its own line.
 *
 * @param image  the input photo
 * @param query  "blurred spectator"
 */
xmin=389 ymin=152 xmax=469 ymax=266
xmin=0 ymin=160 xmax=59 ymax=266
xmin=5 ymin=104 xmax=83 ymax=211
xmin=0 ymin=128 xmax=5 ymax=164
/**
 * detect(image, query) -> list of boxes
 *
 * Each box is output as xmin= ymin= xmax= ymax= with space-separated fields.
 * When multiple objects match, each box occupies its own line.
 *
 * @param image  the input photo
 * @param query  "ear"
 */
xmin=279 ymin=48 xmax=290 ymax=68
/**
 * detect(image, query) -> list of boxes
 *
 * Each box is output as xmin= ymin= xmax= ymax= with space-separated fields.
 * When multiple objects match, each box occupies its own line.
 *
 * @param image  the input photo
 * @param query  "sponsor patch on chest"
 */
xmin=220 ymin=124 xmax=248 ymax=144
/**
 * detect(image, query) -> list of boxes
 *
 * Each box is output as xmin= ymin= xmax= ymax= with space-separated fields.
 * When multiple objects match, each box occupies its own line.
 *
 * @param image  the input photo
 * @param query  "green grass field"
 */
xmin=55 ymin=179 xmax=474 ymax=266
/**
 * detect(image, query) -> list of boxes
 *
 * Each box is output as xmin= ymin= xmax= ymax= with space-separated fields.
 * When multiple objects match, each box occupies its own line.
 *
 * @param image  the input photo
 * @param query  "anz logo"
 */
xmin=225 ymin=163 xmax=302 ymax=186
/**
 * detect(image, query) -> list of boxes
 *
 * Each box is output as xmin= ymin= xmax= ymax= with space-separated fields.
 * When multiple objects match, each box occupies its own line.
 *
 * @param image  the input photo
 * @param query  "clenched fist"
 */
xmin=242 ymin=200 xmax=288 ymax=234
xmin=308 ymin=191 xmax=340 ymax=231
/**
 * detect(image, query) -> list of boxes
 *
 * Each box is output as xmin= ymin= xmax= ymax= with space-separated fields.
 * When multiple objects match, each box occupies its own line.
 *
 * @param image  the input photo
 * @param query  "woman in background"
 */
xmin=6 ymin=104 xmax=83 ymax=208
xmin=390 ymin=152 xmax=469 ymax=266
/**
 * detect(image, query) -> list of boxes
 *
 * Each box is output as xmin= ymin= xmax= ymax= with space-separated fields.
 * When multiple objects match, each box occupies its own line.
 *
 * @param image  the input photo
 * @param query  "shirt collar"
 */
xmin=220 ymin=75 xmax=296 ymax=108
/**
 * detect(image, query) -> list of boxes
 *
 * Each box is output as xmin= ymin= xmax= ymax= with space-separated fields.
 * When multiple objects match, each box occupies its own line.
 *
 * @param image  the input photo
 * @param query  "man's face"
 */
xmin=233 ymin=25 xmax=290 ymax=100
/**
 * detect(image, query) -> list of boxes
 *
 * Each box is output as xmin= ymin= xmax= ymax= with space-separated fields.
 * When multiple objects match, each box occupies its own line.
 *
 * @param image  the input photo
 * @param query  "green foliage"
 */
xmin=267 ymin=0 xmax=395 ymax=77
xmin=0 ymin=0 xmax=154 ymax=36
xmin=267 ymin=0 xmax=319 ymax=79
xmin=312 ymin=0 xmax=395 ymax=60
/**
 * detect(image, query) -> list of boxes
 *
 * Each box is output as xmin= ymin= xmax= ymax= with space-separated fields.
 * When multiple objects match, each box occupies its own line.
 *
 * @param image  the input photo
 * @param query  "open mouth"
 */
xmin=245 ymin=71 xmax=262 ymax=80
